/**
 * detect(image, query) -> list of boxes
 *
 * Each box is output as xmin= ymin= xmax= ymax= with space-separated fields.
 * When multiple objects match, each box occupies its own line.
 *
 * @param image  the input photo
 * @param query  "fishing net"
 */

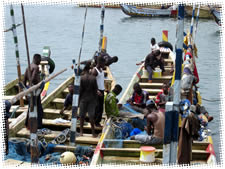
xmin=103 ymin=139 xmax=123 ymax=148
xmin=74 ymin=145 xmax=94 ymax=165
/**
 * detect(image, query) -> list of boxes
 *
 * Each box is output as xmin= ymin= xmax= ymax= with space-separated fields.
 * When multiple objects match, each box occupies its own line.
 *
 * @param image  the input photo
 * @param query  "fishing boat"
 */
xmin=90 ymin=47 xmax=216 ymax=165
xmin=209 ymin=7 xmax=221 ymax=26
xmin=120 ymin=4 xmax=177 ymax=17
xmin=184 ymin=5 xmax=213 ymax=19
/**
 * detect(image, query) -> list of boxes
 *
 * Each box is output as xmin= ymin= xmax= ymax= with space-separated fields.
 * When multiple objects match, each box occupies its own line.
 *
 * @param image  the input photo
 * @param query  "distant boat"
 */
xmin=120 ymin=4 xmax=177 ymax=17
xmin=209 ymin=7 xmax=221 ymax=26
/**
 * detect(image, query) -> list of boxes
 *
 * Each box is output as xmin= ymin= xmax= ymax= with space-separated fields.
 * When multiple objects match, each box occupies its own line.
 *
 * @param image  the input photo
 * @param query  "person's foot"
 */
xmin=207 ymin=116 xmax=214 ymax=122
xmin=95 ymin=123 xmax=102 ymax=127
xmin=148 ymin=80 xmax=152 ymax=83
xmin=80 ymin=133 xmax=83 ymax=136
xmin=130 ymin=136 xmax=135 ymax=140
xmin=92 ymin=134 xmax=98 ymax=138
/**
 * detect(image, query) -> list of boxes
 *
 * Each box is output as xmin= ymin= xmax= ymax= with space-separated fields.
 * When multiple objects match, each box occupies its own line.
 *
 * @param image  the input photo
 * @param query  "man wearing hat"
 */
xmin=131 ymin=100 xmax=165 ymax=144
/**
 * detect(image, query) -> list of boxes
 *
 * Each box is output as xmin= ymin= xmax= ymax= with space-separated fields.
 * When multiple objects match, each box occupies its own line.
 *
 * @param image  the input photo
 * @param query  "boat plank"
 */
xmin=17 ymin=128 xmax=99 ymax=144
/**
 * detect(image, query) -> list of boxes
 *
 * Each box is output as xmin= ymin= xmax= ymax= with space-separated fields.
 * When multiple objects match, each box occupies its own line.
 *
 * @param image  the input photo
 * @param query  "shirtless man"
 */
xmin=79 ymin=64 xmax=98 ymax=137
xmin=131 ymin=99 xmax=165 ymax=144
xmin=24 ymin=54 xmax=43 ymax=129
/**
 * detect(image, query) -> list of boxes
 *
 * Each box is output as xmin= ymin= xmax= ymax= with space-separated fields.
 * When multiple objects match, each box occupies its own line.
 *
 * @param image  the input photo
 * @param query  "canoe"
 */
xmin=120 ymin=4 xmax=177 ymax=17
xmin=209 ymin=7 xmax=221 ymax=26
xmin=184 ymin=6 xmax=213 ymax=19
xmin=91 ymin=49 xmax=216 ymax=165
xmin=8 ymin=65 xmax=115 ymax=144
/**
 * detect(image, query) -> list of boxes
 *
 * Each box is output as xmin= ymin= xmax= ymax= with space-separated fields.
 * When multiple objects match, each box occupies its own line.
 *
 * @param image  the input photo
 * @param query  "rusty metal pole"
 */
xmin=21 ymin=3 xmax=39 ymax=164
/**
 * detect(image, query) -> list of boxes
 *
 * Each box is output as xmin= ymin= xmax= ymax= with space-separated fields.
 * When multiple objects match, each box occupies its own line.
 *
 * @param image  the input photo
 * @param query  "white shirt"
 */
xmin=150 ymin=43 xmax=159 ymax=52
xmin=95 ymin=67 xmax=105 ymax=90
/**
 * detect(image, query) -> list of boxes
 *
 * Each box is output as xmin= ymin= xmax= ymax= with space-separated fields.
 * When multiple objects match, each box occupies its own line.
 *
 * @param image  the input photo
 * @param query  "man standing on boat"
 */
xmin=130 ymin=100 xmax=165 ymax=144
xmin=144 ymin=50 xmax=165 ymax=83
xmin=24 ymin=54 xmax=44 ymax=129
xmin=92 ymin=56 xmax=106 ymax=127
xmin=79 ymin=64 xmax=98 ymax=138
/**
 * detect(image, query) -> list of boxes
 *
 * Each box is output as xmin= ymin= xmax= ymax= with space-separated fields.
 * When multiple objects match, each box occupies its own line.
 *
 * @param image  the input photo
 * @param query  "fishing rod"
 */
xmin=9 ymin=5 xmax=24 ymax=107
xmin=21 ymin=3 xmax=39 ymax=164
xmin=98 ymin=5 xmax=105 ymax=53
xmin=70 ymin=7 xmax=88 ymax=146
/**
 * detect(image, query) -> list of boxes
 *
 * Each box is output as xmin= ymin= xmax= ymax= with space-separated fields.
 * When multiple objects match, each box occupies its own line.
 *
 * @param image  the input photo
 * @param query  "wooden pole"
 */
xmin=171 ymin=4 xmax=184 ymax=164
xmin=98 ymin=5 xmax=105 ymax=52
xmin=10 ymin=68 xmax=67 ymax=105
xmin=70 ymin=7 xmax=88 ymax=146
xmin=10 ymin=5 xmax=24 ymax=107
xmin=21 ymin=3 xmax=38 ymax=164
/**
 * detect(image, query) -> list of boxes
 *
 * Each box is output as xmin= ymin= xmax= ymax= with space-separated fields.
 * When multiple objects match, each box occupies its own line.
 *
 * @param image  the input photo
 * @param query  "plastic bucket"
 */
xmin=153 ymin=68 xmax=162 ymax=78
xmin=140 ymin=146 xmax=156 ymax=163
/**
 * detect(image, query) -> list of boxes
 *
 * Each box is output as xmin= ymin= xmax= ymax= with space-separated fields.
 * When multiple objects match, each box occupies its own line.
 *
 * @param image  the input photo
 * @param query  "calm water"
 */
xmin=3 ymin=5 xmax=222 ymax=162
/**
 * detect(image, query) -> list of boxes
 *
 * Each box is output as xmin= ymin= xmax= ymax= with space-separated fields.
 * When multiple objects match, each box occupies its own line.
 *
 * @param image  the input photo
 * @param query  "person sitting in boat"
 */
xmin=79 ymin=64 xmax=98 ymax=138
xmin=91 ymin=56 xmax=106 ymax=127
xmin=127 ymin=82 xmax=149 ymax=112
xmin=60 ymin=84 xmax=74 ymax=118
xmin=155 ymin=82 xmax=171 ymax=110
xmin=150 ymin=37 xmax=159 ymax=53
xmin=130 ymin=99 xmax=165 ymax=144
xmin=104 ymin=84 xmax=123 ymax=118
xmin=105 ymin=84 xmax=144 ymax=119
xmin=184 ymin=47 xmax=199 ymax=84
xmin=23 ymin=53 xmax=44 ymax=129
xmin=144 ymin=50 xmax=165 ymax=83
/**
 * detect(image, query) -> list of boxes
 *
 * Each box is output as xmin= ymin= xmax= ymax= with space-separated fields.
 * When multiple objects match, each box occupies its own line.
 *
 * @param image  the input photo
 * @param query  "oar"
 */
xmin=9 ymin=5 xmax=24 ymax=107
xmin=21 ymin=3 xmax=38 ymax=164
xmin=98 ymin=5 xmax=105 ymax=53
xmin=70 ymin=7 xmax=88 ymax=146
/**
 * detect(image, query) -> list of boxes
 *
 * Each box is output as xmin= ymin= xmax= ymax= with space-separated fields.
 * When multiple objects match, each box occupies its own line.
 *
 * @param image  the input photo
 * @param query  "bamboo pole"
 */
xmin=10 ymin=5 xmax=24 ymax=107
xmin=10 ymin=68 xmax=67 ymax=105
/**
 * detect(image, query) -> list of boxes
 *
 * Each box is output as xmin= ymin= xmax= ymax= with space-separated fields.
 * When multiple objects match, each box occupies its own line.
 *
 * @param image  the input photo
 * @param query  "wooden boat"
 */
xmin=91 ymin=49 xmax=216 ymax=165
xmin=8 ymin=65 xmax=115 ymax=145
xmin=120 ymin=4 xmax=177 ymax=17
xmin=184 ymin=5 xmax=213 ymax=19
xmin=209 ymin=7 xmax=221 ymax=26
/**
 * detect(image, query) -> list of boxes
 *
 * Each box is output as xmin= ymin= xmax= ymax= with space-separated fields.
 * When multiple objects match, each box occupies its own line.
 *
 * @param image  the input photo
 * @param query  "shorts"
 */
xmin=79 ymin=99 xmax=96 ymax=120
xmin=134 ymin=135 xmax=163 ymax=144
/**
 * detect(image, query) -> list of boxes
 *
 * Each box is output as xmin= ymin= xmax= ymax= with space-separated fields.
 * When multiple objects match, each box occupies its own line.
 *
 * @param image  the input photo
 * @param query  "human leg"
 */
xmin=87 ymin=101 xmax=97 ymax=138
xmin=95 ymin=90 xmax=104 ymax=126
xmin=146 ymin=66 xmax=153 ymax=83
xmin=79 ymin=100 xmax=87 ymax=136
